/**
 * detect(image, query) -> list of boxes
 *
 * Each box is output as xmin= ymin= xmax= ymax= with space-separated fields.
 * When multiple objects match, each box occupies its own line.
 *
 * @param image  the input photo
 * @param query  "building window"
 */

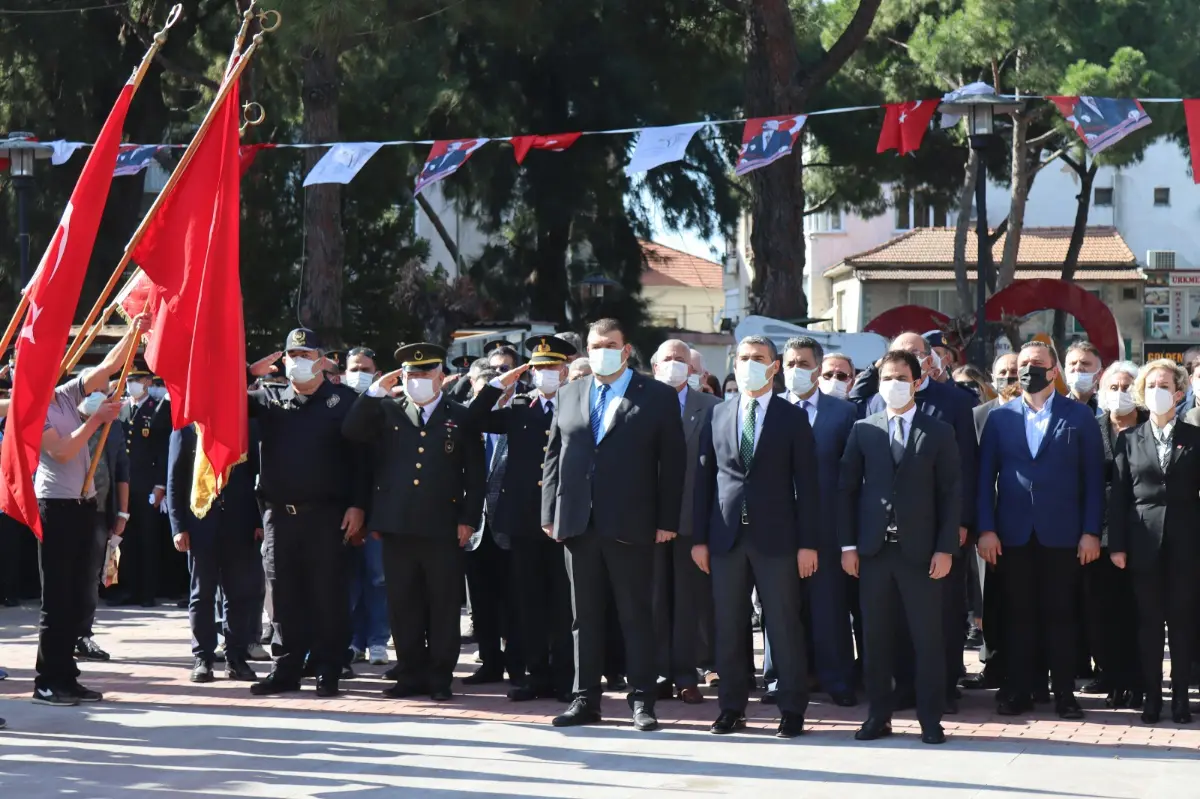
xmin=1154 ymin=187 xmax=1171 ymax=207
xmin=908 ymin=287 xmax=959 ymax=315
xmin=724 ymin=288 xmax=741 ymax=320
xmin=1094 ymin=187 xmax=1114 ymax=206
xmin=894 ymin=190 xmax=948 ymax=231
xmin=834 ymin=290 xmax=845 ymax=330
xmin=1121 ymin=286 xmax=1138 ymax=301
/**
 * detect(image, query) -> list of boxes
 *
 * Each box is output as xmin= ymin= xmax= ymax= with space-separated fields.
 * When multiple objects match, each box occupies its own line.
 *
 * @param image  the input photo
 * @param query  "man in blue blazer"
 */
xmin=977 ymin=340 xmax=1104 ymax=719
xmin=762 ymin=336 xmax=857 ymax=707
xmin=693 ymin=335 xmax=820 ymax=738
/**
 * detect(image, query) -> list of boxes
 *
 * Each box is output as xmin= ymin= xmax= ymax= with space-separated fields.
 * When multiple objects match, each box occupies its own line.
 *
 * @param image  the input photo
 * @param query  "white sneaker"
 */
xmin=246 ymin=643 xmax=270 ymax=662
xmin=368 ymin=645 xmax=389 ymax=665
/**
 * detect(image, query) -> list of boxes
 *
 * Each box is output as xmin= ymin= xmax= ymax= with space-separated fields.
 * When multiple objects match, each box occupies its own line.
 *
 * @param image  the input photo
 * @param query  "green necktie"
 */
xmin=740 ymin=399 xmax=757 ymax=470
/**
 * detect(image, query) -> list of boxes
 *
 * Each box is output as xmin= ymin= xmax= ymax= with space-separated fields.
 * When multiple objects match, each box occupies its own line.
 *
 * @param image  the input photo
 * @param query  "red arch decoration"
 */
xmin=863 ymin=304 xmax=951 ymax=340
xmin=984 ymin=279 xmax=1122 ymax=363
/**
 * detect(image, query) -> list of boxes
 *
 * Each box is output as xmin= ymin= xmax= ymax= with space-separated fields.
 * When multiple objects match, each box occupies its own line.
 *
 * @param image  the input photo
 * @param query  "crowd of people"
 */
xmin=0 ymin=316 xmax=1197 ymax=743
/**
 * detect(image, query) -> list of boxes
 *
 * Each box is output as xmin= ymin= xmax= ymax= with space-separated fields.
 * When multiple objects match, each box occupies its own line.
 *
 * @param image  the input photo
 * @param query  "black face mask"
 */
xmin=1018 ymin=364 xmax=1052 ymax=394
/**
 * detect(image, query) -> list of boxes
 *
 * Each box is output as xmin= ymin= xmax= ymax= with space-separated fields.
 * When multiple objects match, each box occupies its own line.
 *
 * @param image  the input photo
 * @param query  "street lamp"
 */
xmin=578 ymin=273 xmax=620 ymax=302
xmin=0 ymin=132 xmax=55 ymax=288
xmin=938 ymin=92 xmax=1022 ymax=367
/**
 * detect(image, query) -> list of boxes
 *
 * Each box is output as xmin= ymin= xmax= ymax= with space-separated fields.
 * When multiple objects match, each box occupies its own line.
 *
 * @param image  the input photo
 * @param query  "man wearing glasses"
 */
xmin=819 ymin=354 xmax=855 ymax=400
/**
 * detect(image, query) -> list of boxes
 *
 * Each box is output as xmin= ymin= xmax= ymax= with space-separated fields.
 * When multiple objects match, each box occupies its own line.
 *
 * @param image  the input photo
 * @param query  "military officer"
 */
xmin=342 ymin=343 xmax=486 ymax=702
xmin=246 ymin=328 xmax=368 ymax=698
xmin=472 ymin=335 xmax=577 ymax=702
xmin=110 ymin=366 xmax=172 ymax=607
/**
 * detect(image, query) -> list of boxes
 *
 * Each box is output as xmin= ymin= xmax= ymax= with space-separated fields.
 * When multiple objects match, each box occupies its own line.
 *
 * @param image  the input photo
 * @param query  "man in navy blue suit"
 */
xmin=761 ymin=336 xmax=857 ymax=707
xmin=977 ymin=340 xmax=1104 ymax=719
xmin=693 ymin=335 xmax=820 ymax=739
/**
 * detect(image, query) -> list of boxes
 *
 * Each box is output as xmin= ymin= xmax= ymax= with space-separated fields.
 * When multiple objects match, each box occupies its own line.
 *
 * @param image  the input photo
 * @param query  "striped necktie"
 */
xmin=591 ymin=384 xmax=610 ymax=443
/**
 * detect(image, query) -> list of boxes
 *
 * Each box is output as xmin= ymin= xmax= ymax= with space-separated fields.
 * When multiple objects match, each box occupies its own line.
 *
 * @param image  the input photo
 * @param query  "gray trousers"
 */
xmin=652 ymin=537 xmax=704 ymax=688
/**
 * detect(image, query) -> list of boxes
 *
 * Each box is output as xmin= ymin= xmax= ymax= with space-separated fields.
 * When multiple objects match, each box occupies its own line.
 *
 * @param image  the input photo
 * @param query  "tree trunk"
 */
xmin=299 ymin=45 xmax=344 ymax=345
xmin=997 ymin=112 xmax=1032 ymax=290
xmin=953 ymin=148 xmax=978 ymax=314
xmin=1051 ymin=158 xmax=1097 ymax=351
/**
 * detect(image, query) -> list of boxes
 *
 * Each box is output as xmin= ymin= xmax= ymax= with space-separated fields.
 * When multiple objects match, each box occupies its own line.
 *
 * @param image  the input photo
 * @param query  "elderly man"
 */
xmin=1063 ymin=340 xmax=1103 ymax=412
xmin=568 ymin=358 xmax=592 ymax=383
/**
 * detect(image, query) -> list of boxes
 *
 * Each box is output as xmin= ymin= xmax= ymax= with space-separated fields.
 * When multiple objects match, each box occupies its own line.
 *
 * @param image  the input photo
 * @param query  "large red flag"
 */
xmin=876 ymin=100 xmax=938 ymax=155
xmin=0 ymin=82 xmax=135 ymax=538
xmin=1184 ymin=100 xmax=1200 ymax=185
xmin=132 ymin=81 xmax=246 ymax=511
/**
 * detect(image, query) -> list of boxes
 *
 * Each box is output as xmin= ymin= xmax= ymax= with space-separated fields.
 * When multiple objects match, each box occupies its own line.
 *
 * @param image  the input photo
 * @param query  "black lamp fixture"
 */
xmin=0 ymin=132 xmax=54 ymax=288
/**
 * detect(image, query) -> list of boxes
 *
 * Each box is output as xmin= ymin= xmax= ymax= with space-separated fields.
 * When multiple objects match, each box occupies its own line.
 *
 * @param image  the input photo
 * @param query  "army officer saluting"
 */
xmin=342 ymin=343 xmax=486 ymax=701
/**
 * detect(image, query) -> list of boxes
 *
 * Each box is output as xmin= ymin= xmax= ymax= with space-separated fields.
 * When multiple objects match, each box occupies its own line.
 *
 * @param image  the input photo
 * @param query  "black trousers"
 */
xmin=116 ymin=484 xmax=160 ymax=603
xmin=188 ymin=516 xmax=265 ymax=660
xmin=35 ymin=498 xmax=96 ymax=691
xmin=860 ymin=543 xmax=945 ymax=729
xmin=79 ymin=512 xmax=110 ymax=639
xmin=895 ymin=546 xmax=965 ymax=698
xmin=1131 ymin=541 xmax=1198 ymax=700
xmin=262 ymin=503 xmax=349 ymax=681
xmin=652 ymin=536 xmax=704 ymax=689
xmin=511 ymin=533 xmax=573 ymax=694
xmin=1001 ymin=537 xmax=1080 ymax=699
xmin=382 ymin=532 xmax=464 ymax=691
xmin=0 ymin=512 xmax=28 ymax=602
xmin=1082 ymin=551 xmax=1138 ymax=692
xmin=465 ymin=530 xmax=521 ymax=676
xmin=563 ymin=532 xmax=656 ymax=703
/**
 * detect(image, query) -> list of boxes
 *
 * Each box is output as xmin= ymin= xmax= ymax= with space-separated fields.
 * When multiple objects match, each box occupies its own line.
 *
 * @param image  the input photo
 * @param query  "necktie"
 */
xmin=545 ymin=400 xmax=553 ymax=415
xmin=1157 ymin=427 xmax=1170 ymax=471
xmin=891 ymin=416 xmax=906 ymax=464
xmin=740 ymin=399 xmax=757 ymax=469
xmin=591 ymin=384 xmax=610 ymax=443
xmin=485 ymin=435 xmax=495 ymax=468
xmin=418 ymin=406 xmax=426 ymax=427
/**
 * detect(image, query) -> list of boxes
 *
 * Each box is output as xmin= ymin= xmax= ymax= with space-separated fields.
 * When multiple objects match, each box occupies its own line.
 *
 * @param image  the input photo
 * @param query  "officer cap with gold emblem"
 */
xmin=284 ymin=327 xmax=323 ymax=354
xmin=128 ymin=358 xmax=153 ymax=379
xmin=524 ymin=335 xmax=576 ymax=366
xmin=395 ymin=342 xmax=447 ymax=372
xmin=450 ymin=354 xmax=473 ymax=371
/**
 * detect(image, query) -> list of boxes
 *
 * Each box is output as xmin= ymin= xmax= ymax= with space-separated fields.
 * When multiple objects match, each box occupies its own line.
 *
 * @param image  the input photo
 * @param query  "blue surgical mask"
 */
xmin=82 ymin=391 xmax=106 ymax=416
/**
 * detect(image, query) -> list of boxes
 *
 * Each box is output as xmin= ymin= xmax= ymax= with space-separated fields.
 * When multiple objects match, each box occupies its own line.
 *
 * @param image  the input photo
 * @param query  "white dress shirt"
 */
xmin=1150 ymin=417 xmax=1175 ymax=468
xmin=737 ymin=392 xmax=771 ymax=454
xmin=413 ymin=391 xmax=444 ymax=424
xmin=785 ymin=388 xmax=820 ymax=427
xmin=843 ymin=403 xmax=917 ymax=553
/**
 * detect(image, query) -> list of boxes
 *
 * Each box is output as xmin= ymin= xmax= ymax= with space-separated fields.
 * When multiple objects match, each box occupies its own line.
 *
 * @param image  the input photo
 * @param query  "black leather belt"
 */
xmin=266 ymin=501 xmax=330 ymax=516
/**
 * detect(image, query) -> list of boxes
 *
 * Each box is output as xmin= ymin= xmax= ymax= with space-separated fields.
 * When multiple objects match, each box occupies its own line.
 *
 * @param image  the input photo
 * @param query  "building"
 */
xmin=639 ymin=240 xmax=731 ymax=373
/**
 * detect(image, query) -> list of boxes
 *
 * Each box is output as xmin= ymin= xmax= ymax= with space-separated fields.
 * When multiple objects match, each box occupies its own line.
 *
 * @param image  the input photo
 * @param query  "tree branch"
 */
xmin=1059 ymin=150 xmax=1084 ymax=176
xmin=117 ymin=8 xmax=219 ymax=90
xmin=414 ymin=192 xmax=461 ymax=265
xmin=803 ymin=195 xmax=834 ymax=216
xmin=797 ymin=0 xmax=884 ymax=98
xmin=986 ymin=216 xmax=1009 ymax=246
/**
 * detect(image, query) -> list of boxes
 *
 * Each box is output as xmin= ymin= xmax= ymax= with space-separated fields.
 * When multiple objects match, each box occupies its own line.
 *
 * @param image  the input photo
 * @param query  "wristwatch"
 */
xmin=117 ymin=511 xmax=131 ymax=520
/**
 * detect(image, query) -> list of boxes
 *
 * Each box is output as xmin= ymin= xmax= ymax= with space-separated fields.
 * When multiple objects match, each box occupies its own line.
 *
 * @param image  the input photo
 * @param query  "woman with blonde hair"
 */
xmin=1109 ymin=359 xmax=1199 ymax=724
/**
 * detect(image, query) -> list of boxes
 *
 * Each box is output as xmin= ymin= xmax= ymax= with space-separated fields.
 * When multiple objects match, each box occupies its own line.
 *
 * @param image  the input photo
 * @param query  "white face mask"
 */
xmin=785 ymin=367 xmax=816 ymax=396
xmin=735 ymin=360 xmax=771 ymax=394
xmin=532 ymin=368 xmax=561 ymax=394
xmin=819 ymin=377 xmax=849 ymax=399
xmin=655 ymin=360 xmax=689 ymax=388
xmin=1144 ymin=386 xmax=1176 ymax=416
xmin=687 ymin=373 xmax=702 ymax=391
xmin=344 ymin=370 xmax=374 ymax=394
xmin=1104 ymin=389 xmax=1135 ymax=415
xmin=405 ymin=377 xmax=436 ymax=405
xmin=148 ymin=386 xmax=167 ymax=401
xmin=285 ymin=356 xmax=317 ymax=383
xmin=81 ymin=391 xmax=106 ymax=417
xmin=880 ymin=379 xmax=913 ymax=410
xmin=724 ymin=391 xmax=738 ymax=402
xmin=589 ymin=347 xmax=626 ymax=377
xmin=1066 ymin=370 xmax=1097 ymax=395
xmin=127 ymin=381 xmax=146 ymax=399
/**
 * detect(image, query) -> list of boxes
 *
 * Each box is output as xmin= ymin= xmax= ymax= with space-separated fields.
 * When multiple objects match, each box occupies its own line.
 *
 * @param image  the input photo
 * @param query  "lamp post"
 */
xmin=578 ymin=273 xmax=620 ymax=302
xmin=938 ymin=93 xmax=1022 ymax=367
xmin=0 ymin=132 xmax=54 ymax=289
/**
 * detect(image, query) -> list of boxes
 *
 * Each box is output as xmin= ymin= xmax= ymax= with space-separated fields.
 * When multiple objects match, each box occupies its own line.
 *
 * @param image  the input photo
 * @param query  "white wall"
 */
xmin=414 ymin=182 xmax=497 ymax=279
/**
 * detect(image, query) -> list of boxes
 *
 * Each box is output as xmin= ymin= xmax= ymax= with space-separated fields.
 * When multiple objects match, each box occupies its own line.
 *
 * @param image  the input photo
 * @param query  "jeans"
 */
xmin=348 ymin=534 xmax=390 ymax=651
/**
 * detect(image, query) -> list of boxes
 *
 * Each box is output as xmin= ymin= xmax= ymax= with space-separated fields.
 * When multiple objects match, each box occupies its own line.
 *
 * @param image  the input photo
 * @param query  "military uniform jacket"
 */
xmin=342 ymin=392 xmax=485 ymax=538
xmin=472 ymin=386 xmax=556 ymax=537
xmin=120 ymin=396 xmax=171 ymax=489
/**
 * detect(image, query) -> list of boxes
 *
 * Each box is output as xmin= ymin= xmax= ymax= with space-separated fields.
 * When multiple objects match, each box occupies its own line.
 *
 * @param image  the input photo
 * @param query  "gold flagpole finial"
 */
xmin=256 ymin=9 xmax=282 ymax=32
xmin=156 ymin=4 xmax=183 ymax=43
xmin=240 ymin=102 xmax=266 ymax=137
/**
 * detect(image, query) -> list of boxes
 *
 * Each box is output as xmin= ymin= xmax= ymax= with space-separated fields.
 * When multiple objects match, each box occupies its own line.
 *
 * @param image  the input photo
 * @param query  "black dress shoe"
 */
xmin=315 ymin=677 xmax=340 ymax=698
xmin=508 ymin=684 xmax=544 ymax=702
xmin=760 ymin=689 xmax=778 ymax=705
xmin=921 ymin=725 xmax=947 ymax=745
xmin=3 ymin=596 xmax=20 ymax=607
xmin=552 ymin=697 xmax=601 ymax=727
xmin=1130 ymin=691 xmax=1145 ymax=710
xmin=302 ymin=659 xmax=318 ymax=678
xmin=1055 ymin=695 xmax=1085 ymax=720
xmin=1105 ymin=689 xmax=1130 ymax=709
xmin=776 ymin=712 xmax=804 ymax=739
xmin=429 ymin=687 xmax=454 ymax=702
xmin=854 ymin=717 xmax=892 ymax=741
xmin=382 ymin=683 xmax=425 ymax=699
xmin=710 ymin=710 xmax=746 ymax=734
xmin=191 ymin=658 xmax=215 ymax=683
xmin=75 ymin=637 xmax=110 ymax=661
xmin=632 ymin=704 xmax=658 ymax=731
xmin=462 ymin=667 xmax=505 ymax=686
xmin=1033 ymin=687 xmax=1051 ymax=704
xmin=340 ymin=665 xmax=356 ymax=680
xmin=830 ymin=691 xmax=858 ymax=707
xmin=1142 ymin=695 xmax=1163 ymax=724
xmin=140 ymin=598 xmax=159 ymax=608
xmin=605 ymin=675 xmax=627 ymax=692
xmin=383 ymin=664 xmax=402 ymax=681
xmin=996 ymin=695 xmax=1032 ymax=716
xmin=1171 ymin=696 xmax=1192 ymax=725
xmin=959 ymin=673 xmax=987 ymax=690
xmin=250 ymin=674 xmax=301 ymax=696
xmin=964 ymin=628 xmax=984 ymax=650
xmin=225 ymin=656 xmax=258 ymax=682
xmin=1081 ymin=677 xmax=1108 ymax=695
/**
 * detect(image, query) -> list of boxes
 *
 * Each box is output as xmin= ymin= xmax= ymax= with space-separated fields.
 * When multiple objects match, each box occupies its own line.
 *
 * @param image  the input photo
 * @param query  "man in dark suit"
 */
xmin=766 ymin=336 xmax=857 ymax=706
xmin=342 ymin=343 xmax=486 ymax=701
xmin=839 ymin=349 xmax=961 ymax=745
xmin=541 ymin=318 xmax=686 ymax=731
xmin=977 ymin=340 xmax=1104 ymax=719
xmin=649 ymin=339 xmax=720 ymax=704
xmin=693 ymin=335 xmax=820 ymax=739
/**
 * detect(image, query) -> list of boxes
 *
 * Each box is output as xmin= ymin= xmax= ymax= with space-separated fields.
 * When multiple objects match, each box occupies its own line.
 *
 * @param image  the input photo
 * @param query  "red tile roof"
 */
xmin=640 ymin=240 xmax=724 ymax=290
xmin=860 ymin=268 xmax=1142 ymax=282
xmin=840 ymin=226 xmax=1137 ymax=270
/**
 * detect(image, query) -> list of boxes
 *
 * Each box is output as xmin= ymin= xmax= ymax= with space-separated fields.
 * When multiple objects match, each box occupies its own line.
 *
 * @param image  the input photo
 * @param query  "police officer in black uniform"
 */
xmin=472 ymin=335 xmax=576 ymax=702
xmin=246 ymin=328 xmax=368 ymax=698
xmin=111 ymin=367 xmax=171 ymax=607
xmin=342 ymin=343 xmax=486 ymax=702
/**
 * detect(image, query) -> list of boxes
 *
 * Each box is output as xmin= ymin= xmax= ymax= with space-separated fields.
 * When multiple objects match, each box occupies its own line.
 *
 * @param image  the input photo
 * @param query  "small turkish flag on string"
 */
xmin=877 ymin=100 xmax=939 ymax=155
xmin=510 ymin=132 xmax=582 ymax=164
xmin=1184 ymin=100 xmax=1200 ymax=185
xmin=239 ymin=143 xmax=275 ymax=177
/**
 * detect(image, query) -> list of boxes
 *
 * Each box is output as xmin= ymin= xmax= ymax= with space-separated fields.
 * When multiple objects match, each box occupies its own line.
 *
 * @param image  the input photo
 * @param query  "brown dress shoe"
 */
xmin=678 ymin=686 xmax=704 ymax=704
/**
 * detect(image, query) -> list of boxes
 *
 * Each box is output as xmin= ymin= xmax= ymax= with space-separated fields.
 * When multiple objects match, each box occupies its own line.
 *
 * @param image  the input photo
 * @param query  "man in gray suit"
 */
xmin=650 ymin=340 xmax=720 ymax=704
xmin=839 ymin=349 xmax=961 ymax=745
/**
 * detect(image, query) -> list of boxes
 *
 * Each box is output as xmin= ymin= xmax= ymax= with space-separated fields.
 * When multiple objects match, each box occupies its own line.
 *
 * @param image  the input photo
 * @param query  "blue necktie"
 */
xmin=592 ymin=384 xmax=610 ymax=444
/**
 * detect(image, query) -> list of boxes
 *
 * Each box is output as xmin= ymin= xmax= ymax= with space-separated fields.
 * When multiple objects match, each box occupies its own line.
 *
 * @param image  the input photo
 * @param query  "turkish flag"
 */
xmin=876 ymin=100 xmax=938 ymax=155
xmin=0 ymin=82 xmax=135 ymax=538
xmin=132 ymin=80 xmax=246 ymax=508
xmin=239 ymin=143 xmax=274 ymax=177
xmin=1185 ymin=100 xmax=1200 ymax=185
xmin=113 ymin=269 xmax=160 ymax=322
xmin=510 ymin=132 xmax=581 ymax=164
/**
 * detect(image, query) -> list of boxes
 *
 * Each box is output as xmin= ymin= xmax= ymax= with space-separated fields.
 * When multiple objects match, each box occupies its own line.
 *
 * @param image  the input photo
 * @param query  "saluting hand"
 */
xmin=250 ymin=351 xmax=283 ymax=378
xmin=370 ymin=368 xmax=405 ymax=396
xmin=497 ymin=363 xmax=530 ymax=389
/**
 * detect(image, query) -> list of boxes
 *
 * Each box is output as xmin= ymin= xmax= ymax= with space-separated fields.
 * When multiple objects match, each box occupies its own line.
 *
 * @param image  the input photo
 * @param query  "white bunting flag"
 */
xmin=49 ymin=141 xmax=85 ymax=166
xmin=624 ymin=123 xmax=704 ymax=176
xmin=302 ymin=142 xmax=384 ymax=187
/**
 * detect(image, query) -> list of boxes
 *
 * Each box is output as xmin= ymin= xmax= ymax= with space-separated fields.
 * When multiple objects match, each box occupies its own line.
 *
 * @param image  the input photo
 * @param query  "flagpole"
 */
xmin=0 ymin=5 xmax=183 ymax=367
xmin=60 ymin=23 xmax=275 ymax=376
xmin=82 ymin=305 xmax=146 ymax=498
xmin=61 ymin=302 xmax=120 ymax=375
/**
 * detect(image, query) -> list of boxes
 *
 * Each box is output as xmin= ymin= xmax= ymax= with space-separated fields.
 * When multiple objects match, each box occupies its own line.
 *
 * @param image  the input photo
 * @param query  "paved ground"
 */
xmin=0 ymin=605 xmax=1197 ymax=798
